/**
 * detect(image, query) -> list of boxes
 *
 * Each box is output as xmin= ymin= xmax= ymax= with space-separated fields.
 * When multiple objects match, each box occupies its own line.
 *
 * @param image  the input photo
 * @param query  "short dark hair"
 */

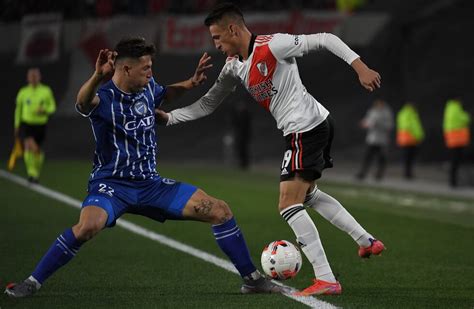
xmin=204 ymin=2 xmax=244 ymax=27
xmin=114 ymin=37 xmax=156 ymax=61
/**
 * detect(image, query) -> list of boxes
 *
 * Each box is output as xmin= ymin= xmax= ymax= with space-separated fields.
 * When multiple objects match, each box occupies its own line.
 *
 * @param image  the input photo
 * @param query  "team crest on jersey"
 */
xmin=133 ymin=101 xmax=148 ymax=116
xmin=256 ymin=61 xmax=268 ymax=77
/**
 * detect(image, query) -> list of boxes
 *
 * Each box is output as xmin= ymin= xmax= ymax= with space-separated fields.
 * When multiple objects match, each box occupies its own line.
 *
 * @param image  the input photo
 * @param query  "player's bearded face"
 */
xmin=128 ymin=55 xmax=153 ymax=91
xmin=209 ymin=24 xmax=238 ymax=57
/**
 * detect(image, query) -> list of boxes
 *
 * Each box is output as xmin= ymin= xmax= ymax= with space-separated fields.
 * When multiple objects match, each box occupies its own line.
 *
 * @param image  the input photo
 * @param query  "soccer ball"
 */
xmin=261 ymin=240 xmax=302 ymax=280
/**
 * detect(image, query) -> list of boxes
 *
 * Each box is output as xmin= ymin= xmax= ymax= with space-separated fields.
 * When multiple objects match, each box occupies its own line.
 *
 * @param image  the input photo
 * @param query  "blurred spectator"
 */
xmin=336 ymin=0 xmax=366 ymax=13
xmin=14 ymin=68 xmax=56 ymax=183
xmin=443 ymin=98 xmax=471 ymax=187
xmin=231 ymin=101 xmax=252 ymax=170
xmin=396 ymin=102 xmax=424 ymax=180
xmin=355 ymin=99 xmax=393 ymax=180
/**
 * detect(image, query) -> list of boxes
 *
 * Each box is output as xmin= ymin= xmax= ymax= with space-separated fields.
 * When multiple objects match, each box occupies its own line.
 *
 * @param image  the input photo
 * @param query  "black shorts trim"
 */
xmin=19 ymin=123 xmax=47 ymax=146
xmin=280 ymin=115 xmax=334 ymax=182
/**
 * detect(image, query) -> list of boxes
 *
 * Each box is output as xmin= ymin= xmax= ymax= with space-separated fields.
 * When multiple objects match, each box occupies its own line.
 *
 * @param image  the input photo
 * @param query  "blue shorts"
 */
xmin=81 ymin=176 xmax=198 ymax=227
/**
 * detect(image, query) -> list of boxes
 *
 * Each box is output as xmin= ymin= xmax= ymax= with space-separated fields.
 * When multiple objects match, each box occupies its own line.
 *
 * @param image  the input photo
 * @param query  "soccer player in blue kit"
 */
xmin=5 ymin=37 xmax=282 ymax=297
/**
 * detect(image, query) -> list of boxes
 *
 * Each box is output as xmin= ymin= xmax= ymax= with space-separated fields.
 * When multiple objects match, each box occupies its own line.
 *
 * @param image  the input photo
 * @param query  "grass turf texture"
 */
xmin=1 ymin=160 xmax=474 ymax=308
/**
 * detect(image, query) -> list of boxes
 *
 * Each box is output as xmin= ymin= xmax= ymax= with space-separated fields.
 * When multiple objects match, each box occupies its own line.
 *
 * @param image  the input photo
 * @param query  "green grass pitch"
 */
xmin=1 ymin=160 xmax=474 ymax=308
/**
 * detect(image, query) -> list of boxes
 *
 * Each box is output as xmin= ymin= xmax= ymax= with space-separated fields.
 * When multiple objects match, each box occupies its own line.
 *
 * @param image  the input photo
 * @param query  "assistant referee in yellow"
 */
xmin=14 ymin=68 xmax=56 ymax=183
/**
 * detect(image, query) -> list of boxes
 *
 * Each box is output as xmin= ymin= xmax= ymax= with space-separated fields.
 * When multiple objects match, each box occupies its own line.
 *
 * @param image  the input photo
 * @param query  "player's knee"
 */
xmin=73 ymin=221 xmax=103 ymax=242
xmin=278 ymin=192 xmax=298 ymax=211
xmin=278 ymin=202 xmax=292 ymax=212
xmin=190 ymin=196 xmax=233 ymax=224
xmin=209 ymin=199 xmax=233 ymax=225
xmin=279 ymin=187 xmax=308 ymax=211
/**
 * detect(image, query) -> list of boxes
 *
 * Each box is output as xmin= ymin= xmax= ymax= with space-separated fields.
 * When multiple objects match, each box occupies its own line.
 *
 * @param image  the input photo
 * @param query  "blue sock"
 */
xmin=212 ymin=217 xmax=256 ymax=277
xmin=31 ymin=228 xmax=83 ymax=284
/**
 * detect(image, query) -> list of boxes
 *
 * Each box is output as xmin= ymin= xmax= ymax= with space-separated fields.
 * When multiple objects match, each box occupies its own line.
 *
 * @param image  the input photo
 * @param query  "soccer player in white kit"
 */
xmin=158 ymin=3 xmax=385 ymax=296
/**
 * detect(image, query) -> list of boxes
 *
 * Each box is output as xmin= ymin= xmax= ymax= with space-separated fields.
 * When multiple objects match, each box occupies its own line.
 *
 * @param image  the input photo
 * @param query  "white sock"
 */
xmin=280 ymin=204 xmax=336 ymax=283
xmin=305 ymin=186 xmax=373 ymax=248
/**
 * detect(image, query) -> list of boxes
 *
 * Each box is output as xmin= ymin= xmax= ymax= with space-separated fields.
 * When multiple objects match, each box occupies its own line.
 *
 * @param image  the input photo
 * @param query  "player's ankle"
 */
xmin=28 ymin=276 xmax=42 ymax=290
xmin=243 ymin=270 xmax=262 ymax=281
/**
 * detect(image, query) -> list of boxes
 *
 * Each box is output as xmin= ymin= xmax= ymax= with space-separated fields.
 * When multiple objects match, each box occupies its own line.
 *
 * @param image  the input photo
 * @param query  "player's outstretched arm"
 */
xmin=156 ymin=58 xmax=239 ymax=126
xmin=76 ymin=49 xmax=116 ymax=114
xmin=301 ymin=33 xmax=381 ymax=92
xmin=156 ymin=71 xmax=237 ymax=126
xmin=163 ymin=52 xmax=213 ymax=103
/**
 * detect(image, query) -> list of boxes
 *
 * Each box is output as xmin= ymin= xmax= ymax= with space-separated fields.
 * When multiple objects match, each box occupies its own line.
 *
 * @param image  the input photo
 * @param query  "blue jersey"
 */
xmin=76 ymin=78 xmax=166 ymax=181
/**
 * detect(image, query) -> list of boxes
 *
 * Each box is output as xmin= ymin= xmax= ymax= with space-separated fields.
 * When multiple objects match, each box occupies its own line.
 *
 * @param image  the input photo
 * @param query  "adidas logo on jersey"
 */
xmin=281 ymin=168 xmax=289 ymax=175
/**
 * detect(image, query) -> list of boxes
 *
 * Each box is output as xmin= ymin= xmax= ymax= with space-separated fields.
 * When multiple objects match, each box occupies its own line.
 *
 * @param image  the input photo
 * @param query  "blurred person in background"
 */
xmin=336 ymin=0 xmax=366 ymax=13
xmin=396 ymin=102 xmax=424 ymax=180
xmin=443 ymin=97 xmax=471 ymax=188
xmin=5 ymin=37 xmax=282 ymax=298
xmin=158 ymin=2 xmax=385 ymax=296
xmin=355 ymin=99 xmax=393 ymax=180
xmin=231 ymin=100 xmax=252 ymax=170
xmin=14 ymin=67 xmax=56 ymax=183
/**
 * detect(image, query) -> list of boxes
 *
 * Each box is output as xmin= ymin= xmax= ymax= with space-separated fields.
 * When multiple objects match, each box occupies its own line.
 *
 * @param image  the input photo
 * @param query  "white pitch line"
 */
xmin=0 ymin=170 xmax=338 ymax=309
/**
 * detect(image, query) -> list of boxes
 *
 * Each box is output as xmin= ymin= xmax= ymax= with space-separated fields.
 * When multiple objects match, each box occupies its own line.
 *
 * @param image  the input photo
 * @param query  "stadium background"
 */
xmin=1 ymin=0 xmax=473 ymax=168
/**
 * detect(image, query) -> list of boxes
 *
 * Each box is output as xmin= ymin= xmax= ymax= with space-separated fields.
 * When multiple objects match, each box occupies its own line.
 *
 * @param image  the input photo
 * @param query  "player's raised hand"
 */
xmin=95 ymin=49 xmax=117 ymax=77
xmin=190 ymin=52 xmax=213 ymax=87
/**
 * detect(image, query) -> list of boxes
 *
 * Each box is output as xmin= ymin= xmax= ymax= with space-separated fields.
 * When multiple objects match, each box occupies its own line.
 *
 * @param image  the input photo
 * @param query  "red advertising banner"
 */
xmin=161 ymin=11 xmax=346 ymax=54
xmin=17 ymin=13 xmax=62 ymax=64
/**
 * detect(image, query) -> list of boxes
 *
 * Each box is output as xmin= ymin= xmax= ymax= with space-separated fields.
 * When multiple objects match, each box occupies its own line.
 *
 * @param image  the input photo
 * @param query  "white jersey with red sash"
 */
xmin=223 ymin=33 xmax=329 ymax=136
xmin=167 ymin=33 xmax=359 ymax=137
